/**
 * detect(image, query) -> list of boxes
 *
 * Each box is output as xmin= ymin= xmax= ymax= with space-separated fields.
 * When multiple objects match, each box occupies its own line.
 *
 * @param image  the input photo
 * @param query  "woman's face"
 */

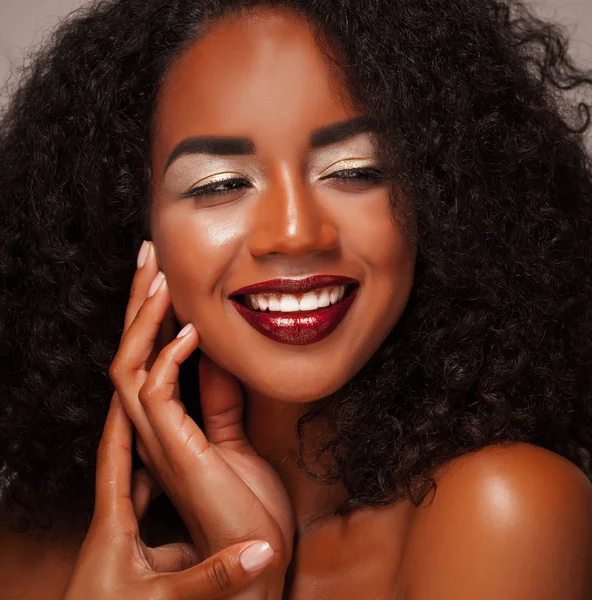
xmin=150 ymin=7 xmax=416 ymax=403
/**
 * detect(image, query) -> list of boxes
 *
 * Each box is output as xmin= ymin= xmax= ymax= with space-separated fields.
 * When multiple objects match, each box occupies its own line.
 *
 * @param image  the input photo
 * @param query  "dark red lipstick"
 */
xmin=230 ymin=275 xmax=359 ymax=296
xmin=229 ymin=275 xmax=360 ymax=345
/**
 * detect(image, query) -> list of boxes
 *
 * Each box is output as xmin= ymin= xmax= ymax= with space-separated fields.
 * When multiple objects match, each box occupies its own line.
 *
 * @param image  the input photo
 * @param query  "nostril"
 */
xmin=247 ymin=200 xmax=339 ymax=258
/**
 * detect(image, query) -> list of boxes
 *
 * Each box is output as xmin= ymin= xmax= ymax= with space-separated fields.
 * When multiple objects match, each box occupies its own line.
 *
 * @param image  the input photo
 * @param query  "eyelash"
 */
xmin=183 ymin=167 xmax=385 ymax=199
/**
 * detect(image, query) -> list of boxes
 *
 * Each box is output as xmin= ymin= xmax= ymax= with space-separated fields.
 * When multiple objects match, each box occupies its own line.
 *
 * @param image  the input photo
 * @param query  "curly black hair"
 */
xmin=1 ymin=0 xmax=591 ymax=539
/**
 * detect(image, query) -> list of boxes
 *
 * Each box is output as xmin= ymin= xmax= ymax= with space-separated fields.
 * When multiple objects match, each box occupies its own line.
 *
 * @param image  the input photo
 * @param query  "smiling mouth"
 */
xmin=233 ymin=283 xmax=358 ymax=313
xmin=229 ymin=284 xmax=360 ymax=346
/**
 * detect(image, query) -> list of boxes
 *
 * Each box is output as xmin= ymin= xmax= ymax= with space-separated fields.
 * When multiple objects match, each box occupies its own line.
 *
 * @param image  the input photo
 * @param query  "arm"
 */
xmin=403 ymin=442 xmax=592 ymax=600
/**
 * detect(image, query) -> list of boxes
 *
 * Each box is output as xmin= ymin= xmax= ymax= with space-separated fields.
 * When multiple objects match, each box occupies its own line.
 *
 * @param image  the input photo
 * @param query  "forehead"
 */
xmin=152 ymin=8 xmax=358 ymax=160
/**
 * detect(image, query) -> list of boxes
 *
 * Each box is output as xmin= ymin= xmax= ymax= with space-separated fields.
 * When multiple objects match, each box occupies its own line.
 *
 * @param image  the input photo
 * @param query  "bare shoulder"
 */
xmin=401 ymin=442 xmax=592 ymax=600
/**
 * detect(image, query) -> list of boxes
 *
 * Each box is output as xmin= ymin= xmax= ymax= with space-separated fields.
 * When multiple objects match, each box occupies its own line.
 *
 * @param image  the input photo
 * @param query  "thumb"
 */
xmin=198 ymin=353 xmax=252 ymax=452
xmin=160 ymin=540 xmax=275 ymax=600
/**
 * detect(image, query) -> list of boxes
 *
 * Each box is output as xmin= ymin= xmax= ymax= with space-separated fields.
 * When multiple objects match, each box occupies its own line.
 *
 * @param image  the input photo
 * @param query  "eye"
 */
xmin=183 ymin=176 xmax=251 ymax=199
xmin=321 ymin=167 xmax=385 ymax=186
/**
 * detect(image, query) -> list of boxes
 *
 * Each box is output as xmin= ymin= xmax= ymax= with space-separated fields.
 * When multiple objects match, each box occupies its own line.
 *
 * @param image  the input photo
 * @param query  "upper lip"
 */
xmin=229 ymin=275 xmax=360 ymax=297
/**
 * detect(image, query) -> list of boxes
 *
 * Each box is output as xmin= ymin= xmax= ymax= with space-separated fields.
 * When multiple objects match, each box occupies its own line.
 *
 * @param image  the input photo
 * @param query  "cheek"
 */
xmin=342 ymin=192 xmax=416 ymax=345
xmin=339 ymin=190 xmax=415 ymax=276
xmin=151 ymin=206 xmax=245 ymax=324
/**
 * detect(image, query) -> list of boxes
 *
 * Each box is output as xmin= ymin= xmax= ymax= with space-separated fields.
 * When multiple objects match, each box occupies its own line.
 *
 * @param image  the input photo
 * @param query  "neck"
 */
xmin=242 ymin=385 xmax=349 ymax=535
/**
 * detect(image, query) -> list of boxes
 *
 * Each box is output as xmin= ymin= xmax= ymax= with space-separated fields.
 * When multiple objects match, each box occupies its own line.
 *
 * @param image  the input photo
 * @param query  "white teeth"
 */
xmin=329 ymin=287 xmax=339 ymax=304
xmin=318 ymin=288 xmax=331 ymax=307
xmin=280 ymin=295 xmax=300 ymax=312
xmin=245 ymin=285 xmax=347 ymax=312
xmin=257 ymin=295 xmax=269 ymax=311
xmin=299 ymin=291 xmax=319 ymax=311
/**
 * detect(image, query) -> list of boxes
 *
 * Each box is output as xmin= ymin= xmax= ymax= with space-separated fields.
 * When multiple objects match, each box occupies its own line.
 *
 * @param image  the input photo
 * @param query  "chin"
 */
xmin=197 ymin=334 xmax=369 ymax=403
xmin=240 ymin=369 xmax=351 ymax=404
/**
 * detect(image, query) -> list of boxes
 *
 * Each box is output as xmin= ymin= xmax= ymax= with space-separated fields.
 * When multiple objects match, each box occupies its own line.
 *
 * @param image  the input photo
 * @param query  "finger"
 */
xmin=138 ymin=323 xmax=207 ymax=456
xmin=159 ymin=540 xmax=275 ymax=600
xmin=109 ymin=274 xmax=172 ymax=455
xmin=125 ymin=242 xmax=176 ymax=374
xmin=131 ymin=467 xmax=163 ymax=521
xmin=94 ymin=391 xmax=136 ymax=525
xmin=144 ymin=542 xmax=200 ymax=573
xmin=123 ymin=241 xmax=159 ymax=334
xmin=118 ymin=271 xmax=171 ymax=371
xmin=199 ymin=353 xmax=253 ymax=452
xmin=120 ymin=241 xmax=168 ymax=425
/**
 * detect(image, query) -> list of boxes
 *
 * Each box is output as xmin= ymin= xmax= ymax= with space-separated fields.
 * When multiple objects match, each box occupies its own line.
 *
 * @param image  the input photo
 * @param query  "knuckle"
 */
xmin=178 ymin=544 xmax=194 ymax=571
xmin=207 ymin=557 xmax=232 ymax=592
xmin=108 ymin=360 xmax=122 ymax=383
xmin=137 ymin=382 xmax=158 ymax=406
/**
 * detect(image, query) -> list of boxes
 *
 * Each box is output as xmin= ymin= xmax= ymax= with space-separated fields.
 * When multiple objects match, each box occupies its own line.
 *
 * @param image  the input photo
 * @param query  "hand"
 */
xmin=60 ymin=391 xmax=279 ymax=600
xmin=108 ymin=241 xmax=295 ymax=600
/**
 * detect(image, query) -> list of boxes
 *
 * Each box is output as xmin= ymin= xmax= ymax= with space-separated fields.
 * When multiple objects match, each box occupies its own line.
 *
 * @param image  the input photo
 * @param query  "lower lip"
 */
xmin=230 ymin=287 xmax=359 ymax=345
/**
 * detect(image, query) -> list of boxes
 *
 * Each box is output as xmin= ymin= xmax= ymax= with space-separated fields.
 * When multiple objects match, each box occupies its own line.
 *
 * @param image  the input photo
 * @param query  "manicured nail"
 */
xmin=137 ymin=241 xmax=150 ymax=269
xmin=240 ymin=542 xmax=273 ymax=573
xmin=176 ymin=323 xmax=194 ymax=338
xmin=147 ymin=271 xmax=165 ymax=297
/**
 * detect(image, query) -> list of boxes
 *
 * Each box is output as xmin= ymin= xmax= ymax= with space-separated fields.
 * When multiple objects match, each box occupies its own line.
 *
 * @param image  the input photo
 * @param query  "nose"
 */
xmin=248 ymin=167 xmax=339 ymax=257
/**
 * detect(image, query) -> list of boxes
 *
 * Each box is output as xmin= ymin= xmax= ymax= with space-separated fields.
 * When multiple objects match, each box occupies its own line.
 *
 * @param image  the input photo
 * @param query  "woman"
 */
xmin=0 ymin=0 xmax=591 ymax=598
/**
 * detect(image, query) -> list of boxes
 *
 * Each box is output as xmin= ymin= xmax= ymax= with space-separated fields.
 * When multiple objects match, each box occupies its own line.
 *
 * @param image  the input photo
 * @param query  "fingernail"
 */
xmin=176 ymin=323 xmax=194 ymax=338
xmin=137 ymin=241 xmax=150 ymax=269
xmin=240 ymin=542 xmax=273 ymax=573
xmin=147 ymin=271 xmax=165 ymax=297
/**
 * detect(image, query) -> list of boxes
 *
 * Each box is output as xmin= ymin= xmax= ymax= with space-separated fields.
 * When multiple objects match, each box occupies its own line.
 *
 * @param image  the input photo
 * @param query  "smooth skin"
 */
xmin=1 ymin=6 xmax=592 ymax=600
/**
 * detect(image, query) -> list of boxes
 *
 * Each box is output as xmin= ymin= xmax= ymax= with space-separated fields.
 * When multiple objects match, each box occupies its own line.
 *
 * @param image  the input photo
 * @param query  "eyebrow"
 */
xmin=163 ymin=115 xmax=377 ymax=174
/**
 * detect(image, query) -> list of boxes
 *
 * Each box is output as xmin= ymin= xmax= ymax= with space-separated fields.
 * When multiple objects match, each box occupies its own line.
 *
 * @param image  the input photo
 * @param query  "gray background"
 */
xmin=1 ymin=0 xmax=591 ymax=100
